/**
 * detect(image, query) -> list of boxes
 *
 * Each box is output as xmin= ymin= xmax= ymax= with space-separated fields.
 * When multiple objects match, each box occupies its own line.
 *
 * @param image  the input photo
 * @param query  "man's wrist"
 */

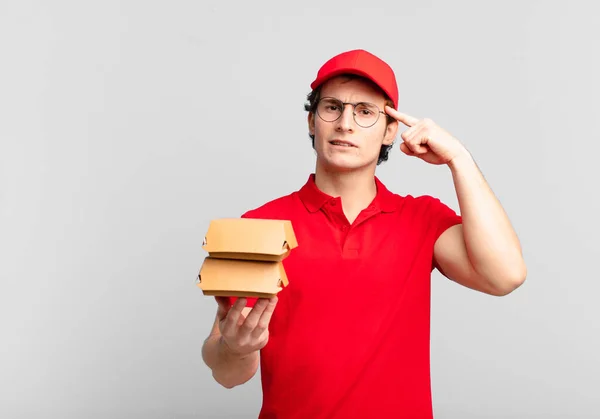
xmin=447 ymin=148 xmax=475 ymax=172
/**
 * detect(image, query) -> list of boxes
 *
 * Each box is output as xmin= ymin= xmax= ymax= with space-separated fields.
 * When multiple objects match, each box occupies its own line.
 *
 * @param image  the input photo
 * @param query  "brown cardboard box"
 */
xmin=197 ymin=218 xmax=298 ymax=298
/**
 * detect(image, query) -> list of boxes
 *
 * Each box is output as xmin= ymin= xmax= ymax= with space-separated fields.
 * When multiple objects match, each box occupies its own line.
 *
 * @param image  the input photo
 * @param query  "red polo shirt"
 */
xmin=230 ymin=174 xmax=462 ymax=419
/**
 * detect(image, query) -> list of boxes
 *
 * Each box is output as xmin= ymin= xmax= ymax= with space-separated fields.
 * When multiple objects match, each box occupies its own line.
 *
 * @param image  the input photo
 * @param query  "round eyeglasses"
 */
xmin=316 ymin=97 xmax=386 ymax=128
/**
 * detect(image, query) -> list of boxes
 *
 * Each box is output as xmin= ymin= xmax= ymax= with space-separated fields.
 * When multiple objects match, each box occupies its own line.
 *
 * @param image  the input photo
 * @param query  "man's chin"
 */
xmin=317 ymin=156 xmax=371 ymax=172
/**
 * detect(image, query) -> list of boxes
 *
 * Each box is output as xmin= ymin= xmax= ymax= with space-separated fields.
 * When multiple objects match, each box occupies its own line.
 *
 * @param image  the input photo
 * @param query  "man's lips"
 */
xmin=329 ymin=139 xmax=357 ymax=147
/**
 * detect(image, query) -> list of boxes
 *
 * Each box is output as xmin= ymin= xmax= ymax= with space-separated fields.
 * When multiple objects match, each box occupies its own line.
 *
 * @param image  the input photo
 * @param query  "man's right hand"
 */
xmin=215 ymin=296 xmax=278 ymax=358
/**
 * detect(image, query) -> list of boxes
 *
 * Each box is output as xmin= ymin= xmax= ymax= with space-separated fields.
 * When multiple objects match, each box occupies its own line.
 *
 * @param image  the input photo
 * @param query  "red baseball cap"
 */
xmin=310 ymin=49 xmax=399 ymax=109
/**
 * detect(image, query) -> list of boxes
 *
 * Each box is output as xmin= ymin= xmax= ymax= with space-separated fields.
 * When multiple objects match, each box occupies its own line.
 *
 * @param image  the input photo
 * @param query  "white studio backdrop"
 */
xmin=1 ymin=1 xmax=599 ymax=418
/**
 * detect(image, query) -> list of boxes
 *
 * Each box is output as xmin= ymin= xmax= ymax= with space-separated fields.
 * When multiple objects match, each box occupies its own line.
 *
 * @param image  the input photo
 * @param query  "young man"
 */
xmin=201 ymin=49 xmax=526 ymax=418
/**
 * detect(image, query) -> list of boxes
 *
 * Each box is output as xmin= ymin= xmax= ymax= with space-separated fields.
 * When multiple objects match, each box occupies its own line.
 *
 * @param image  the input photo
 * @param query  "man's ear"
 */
xmin=383 ymin=119 xmax=398 ymax=146
xmin=308 ymin=112 xmax=315 ymax=136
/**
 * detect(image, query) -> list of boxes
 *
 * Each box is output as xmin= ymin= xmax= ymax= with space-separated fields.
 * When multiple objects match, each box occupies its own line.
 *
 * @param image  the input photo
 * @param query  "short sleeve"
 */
xmin=429 ymin=198 xmax=462 ymax=242
xmin=419 ymin=196 xmax=462 ymax=272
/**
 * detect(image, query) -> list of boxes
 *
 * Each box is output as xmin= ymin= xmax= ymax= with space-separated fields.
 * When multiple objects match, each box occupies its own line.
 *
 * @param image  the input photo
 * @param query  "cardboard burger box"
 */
xmin=197 ymin=218 xmax=298 ymax=298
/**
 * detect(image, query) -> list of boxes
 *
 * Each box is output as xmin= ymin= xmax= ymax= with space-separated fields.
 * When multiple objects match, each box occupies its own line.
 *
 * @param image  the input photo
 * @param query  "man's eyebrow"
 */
xmin=322 ymin=96 xmax=378 ymax=105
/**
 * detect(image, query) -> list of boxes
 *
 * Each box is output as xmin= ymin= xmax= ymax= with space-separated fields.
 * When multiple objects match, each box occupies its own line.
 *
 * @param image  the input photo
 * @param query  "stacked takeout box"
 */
xmin=197 ymin=218 xmax=298 ymax=298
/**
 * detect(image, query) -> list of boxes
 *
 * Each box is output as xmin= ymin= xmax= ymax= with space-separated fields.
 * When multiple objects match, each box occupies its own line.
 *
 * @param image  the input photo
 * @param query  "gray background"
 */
xmin=1 ymin=0 xmax=599 ymax=418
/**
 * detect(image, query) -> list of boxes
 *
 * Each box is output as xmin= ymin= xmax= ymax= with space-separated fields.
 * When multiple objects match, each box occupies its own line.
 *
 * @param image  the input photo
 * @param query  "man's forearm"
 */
xmin=448 ymin=150 xmax=527 ymax=290
xmin=202 ymin=335 xmax=260 ymax=389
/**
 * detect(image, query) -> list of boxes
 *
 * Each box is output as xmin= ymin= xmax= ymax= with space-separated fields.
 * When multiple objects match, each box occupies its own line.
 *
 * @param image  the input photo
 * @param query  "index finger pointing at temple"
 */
xmin=385 ymin=106 xmax=420 ymax=127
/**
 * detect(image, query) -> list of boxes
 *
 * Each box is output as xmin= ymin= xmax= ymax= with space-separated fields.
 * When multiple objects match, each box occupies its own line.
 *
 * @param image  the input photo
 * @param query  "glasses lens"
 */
xmin=354 ymin=103 xmax=380 ymax=127
xmin=317 ymin=98 xmax=342 ymax=122
xmin=316 ymin=98 xmax=381 ymax=127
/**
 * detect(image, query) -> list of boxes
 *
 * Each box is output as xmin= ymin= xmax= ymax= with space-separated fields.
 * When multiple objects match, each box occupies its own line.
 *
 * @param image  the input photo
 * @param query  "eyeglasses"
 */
xmin=316 ymin=97 xmax=386 ymax=128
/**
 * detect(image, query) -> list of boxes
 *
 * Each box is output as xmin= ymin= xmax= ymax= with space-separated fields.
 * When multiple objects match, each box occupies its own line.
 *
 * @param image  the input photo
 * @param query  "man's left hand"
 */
xmin=385 ymin=106 xmax=468 ymax=166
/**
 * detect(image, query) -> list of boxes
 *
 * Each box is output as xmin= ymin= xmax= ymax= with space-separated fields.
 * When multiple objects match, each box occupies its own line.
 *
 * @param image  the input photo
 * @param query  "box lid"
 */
xmin=202 ymin=218 xmax=298 ymax=259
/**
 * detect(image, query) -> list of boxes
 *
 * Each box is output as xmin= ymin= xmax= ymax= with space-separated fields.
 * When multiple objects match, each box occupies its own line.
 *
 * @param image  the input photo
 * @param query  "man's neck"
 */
xmin=314 ymin=164 xmax=378 ymax=223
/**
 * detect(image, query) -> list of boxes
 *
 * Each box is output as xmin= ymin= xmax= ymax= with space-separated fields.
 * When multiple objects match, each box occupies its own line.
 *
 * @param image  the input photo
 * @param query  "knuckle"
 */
xmin=253 ymin=323 xmax=267 ymax=334
xmin=240 ymin=320 xmax=254 ymax=331
xmin=258 ymin=334 xmax=270 ymax=348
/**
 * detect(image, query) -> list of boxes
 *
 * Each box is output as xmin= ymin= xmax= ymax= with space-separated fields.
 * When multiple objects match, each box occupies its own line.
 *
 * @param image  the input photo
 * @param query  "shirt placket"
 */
xmin=324 ymin=199 xmax=382 ymax=258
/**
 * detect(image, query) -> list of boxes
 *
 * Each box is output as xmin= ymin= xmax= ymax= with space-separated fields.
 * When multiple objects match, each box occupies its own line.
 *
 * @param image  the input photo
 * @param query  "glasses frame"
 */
xmin=316 ymin=96 xmax=386 ymax=128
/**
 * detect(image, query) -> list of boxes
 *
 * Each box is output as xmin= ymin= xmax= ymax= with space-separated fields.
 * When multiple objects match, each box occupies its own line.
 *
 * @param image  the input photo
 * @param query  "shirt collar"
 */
xmin=298 ymin=173 xmax=399 ymax=213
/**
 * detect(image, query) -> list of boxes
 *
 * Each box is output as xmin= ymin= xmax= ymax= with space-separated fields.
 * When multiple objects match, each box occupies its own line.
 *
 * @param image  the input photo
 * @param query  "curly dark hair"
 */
xmin=304 ymin=74 xmax=396 ymax=165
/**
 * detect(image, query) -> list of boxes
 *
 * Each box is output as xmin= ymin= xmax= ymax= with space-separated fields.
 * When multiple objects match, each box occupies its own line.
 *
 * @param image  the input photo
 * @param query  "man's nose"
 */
xmin=336 ymin=104 xmax=355 ymax=131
